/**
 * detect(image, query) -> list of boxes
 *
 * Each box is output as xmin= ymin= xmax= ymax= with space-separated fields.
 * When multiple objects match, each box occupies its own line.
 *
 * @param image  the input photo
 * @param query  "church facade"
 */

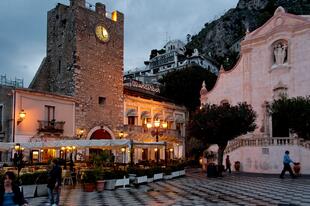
xmin=200 ymin=7 xmax=310 ymax=174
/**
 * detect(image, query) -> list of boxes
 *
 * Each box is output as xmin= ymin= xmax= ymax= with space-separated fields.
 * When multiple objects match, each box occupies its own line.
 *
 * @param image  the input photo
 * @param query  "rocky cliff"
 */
xmin=186 ymin=0 xmax=310 ymax=70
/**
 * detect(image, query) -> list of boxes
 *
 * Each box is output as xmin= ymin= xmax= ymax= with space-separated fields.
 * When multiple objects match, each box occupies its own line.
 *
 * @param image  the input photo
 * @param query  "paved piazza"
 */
xmin=28 ymin=169 xmax=310 ymax=206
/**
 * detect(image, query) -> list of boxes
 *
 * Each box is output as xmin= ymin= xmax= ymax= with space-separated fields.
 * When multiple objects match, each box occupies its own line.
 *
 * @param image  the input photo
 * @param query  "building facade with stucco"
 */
xmin=200 ymin=7 xmax=310 ymax=174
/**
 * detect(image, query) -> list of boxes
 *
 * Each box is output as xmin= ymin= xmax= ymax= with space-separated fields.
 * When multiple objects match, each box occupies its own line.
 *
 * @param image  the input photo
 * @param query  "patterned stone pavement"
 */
xmin=28 ymin=169 xmax=310 ymax=206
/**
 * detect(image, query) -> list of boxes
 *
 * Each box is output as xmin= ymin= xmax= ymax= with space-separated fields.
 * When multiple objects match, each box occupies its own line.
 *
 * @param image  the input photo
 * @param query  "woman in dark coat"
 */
xmin=0 ymin=171 xmax=28 ymax=206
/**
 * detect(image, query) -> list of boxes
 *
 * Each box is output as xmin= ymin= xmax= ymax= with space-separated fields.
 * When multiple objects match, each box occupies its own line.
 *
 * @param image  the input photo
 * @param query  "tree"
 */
xmin=270 ymin=96 xmax=310 ymax=140
xmin=158 ymin=65 xmax=217 ymax=112
xmin=188 ymin=102 xmax=256 ymax=173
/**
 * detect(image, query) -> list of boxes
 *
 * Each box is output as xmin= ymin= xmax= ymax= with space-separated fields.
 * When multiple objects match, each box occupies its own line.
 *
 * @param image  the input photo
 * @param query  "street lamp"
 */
xmin=14 ymin=143 xmax=24 ymax=179
xmin=147 ymin=120 xmax=168 ymax=163
xmin=77 ymin=128 xmax=84 ymax=138
xmin=169 ymin=148 xmax=174 ymax=159
xmin=119 ymin=131 xmax=124 ymax=139
xmin=17 ymin=110 xmax=26 ymax=125
xmin=121 ymin=147 xmax=126 ymax=163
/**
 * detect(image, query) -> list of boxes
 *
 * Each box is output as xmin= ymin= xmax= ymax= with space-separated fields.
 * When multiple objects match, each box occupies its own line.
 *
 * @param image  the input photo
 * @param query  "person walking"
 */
xmin=225 ymin=155 xmax=231 ymax=173
xmin=47 ymin=159 xmax=62 ymax=206
xmin=280 ymin=151 xmax=296 ymax=179
xmin=0 ymin=171 xmax=28 ymax=206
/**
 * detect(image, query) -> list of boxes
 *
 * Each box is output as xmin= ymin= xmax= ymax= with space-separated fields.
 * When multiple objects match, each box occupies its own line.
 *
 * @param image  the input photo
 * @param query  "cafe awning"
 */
xmin=0 ymin=140 xmax=168 ymax=150
xmin=0 ymin=139 xmax=132 ymax=150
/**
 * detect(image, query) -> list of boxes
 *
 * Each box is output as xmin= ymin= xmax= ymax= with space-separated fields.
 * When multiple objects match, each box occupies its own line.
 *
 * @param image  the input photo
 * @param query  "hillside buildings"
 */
xmin=124 ymin=40 xmax=218 ymax=85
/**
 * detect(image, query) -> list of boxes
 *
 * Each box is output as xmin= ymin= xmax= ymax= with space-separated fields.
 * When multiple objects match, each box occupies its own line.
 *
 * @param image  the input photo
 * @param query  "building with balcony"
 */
xmin=124 ymin=39 xmax=218 ymax=85
xmin=0 ymin=86 xmax=76 ymax=162
xmin=124 ymin=85 xmax=187 ymax=163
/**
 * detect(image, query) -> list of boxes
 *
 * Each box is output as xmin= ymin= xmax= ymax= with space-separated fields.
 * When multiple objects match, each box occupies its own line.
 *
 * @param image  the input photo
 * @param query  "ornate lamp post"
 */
xmin=121 ymin=147 xmax=126 ymax=163
xmin=14 ymin=143 xmax=24 ymax=179
xmin=146 ymin=120 xmax=168 ymax=164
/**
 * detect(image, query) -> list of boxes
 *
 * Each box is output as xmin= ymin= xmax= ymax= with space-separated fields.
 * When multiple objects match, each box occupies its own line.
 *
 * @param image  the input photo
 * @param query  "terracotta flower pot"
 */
xmin=83 ymin=183 xmax=95 ymax=192
xmin=293 ymin=163 xmax=300 ymax=175
xmin=96 ymin=180 xmax=105 ymax=192
xmin=234 ymin=161 xmax=240 ymax=172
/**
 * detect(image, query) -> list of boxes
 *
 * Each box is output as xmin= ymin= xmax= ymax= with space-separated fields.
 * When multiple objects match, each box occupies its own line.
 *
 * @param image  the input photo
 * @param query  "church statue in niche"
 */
xmin=273 ymin=41 xmax=288 ymax=65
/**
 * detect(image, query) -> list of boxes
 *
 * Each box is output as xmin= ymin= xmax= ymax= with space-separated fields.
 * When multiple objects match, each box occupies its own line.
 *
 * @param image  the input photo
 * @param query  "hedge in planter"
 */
xmin=20 ymin=171 xmax=48 ymax=185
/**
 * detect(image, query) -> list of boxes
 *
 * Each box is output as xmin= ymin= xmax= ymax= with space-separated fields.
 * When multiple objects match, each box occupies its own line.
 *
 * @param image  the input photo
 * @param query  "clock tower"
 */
xmin=30 ymin=0 xmax=124 ymax=138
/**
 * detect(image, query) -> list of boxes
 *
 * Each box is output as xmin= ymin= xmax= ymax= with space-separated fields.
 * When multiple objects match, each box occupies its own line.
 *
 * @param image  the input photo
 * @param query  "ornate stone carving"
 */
xmin=273 ymin=42 xmax=287 ymax=65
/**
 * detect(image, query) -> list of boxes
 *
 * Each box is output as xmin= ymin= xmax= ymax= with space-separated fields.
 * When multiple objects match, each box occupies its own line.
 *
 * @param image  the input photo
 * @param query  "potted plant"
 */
xmin=164 ymin=167 xmax=173 ymax=180
xmin=293 ymin=162 xmax=301 ymax=176
xmin=93 ymin=169 xmax=105 ymax=192
xmin=153 ymin=166 xmax=164 ymax=181
xmin=234 ymin=161 xmax=241 ymax=172
xmin=128 ymin=167 xmax=147 ymax=185
xmin=82 ymin=170 xmax=96 ymax=192
xmin=114 ymin=170 xmax=129 ymax=188
xmin=20 ymin=171 xmax=48 ymax=198
xmin=102 ymin=171 xmax=116 ymax=190
xmin=146 ymin=169 xmax=154 ymax=183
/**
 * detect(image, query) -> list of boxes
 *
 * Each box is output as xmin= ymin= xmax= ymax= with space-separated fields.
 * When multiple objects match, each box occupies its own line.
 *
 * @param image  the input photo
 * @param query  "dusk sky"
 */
xmin=0 ymin=0 xmax=238 ymax=86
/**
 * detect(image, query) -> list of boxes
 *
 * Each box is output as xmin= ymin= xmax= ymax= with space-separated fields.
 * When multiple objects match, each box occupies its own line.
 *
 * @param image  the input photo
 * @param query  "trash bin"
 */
xmin=207 ymin=163 xmax=217 ymax=177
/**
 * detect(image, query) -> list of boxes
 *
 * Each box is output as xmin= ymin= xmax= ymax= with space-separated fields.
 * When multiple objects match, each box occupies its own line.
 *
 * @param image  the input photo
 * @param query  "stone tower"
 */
xmin=30 ymin=0 xmax=124 ymax=138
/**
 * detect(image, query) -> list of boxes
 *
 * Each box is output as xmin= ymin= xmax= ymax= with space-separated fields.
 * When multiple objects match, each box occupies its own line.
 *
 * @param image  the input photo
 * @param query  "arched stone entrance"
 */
xmin=86 ymin=126 xmax=116 ymax=158
xmin=87 ymin=126 xmax=115 ymax=140
xmin=90 ymin=129 xmax=112 ymax=139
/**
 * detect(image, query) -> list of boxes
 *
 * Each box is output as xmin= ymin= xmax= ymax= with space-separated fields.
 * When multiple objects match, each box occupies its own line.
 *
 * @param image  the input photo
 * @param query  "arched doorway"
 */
xmin=88 ymin=127 xmax=114 ymax=158
xmin=90 ymin=129 xmax=112 ymax=140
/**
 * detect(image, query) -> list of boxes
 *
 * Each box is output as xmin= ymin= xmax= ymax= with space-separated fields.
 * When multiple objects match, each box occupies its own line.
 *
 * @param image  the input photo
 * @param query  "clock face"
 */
xmin=95 ymin=25 xmax=109 ymax=42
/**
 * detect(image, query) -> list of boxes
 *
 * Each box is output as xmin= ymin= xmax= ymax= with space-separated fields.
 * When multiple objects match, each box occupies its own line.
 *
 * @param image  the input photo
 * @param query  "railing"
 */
xmin=37 ymin=120 xmax=65 ymax=134
xmin=224 ymin=135 xmax=310 ymax=154
xmin=123 ymin=125 xmax=182 ymax=138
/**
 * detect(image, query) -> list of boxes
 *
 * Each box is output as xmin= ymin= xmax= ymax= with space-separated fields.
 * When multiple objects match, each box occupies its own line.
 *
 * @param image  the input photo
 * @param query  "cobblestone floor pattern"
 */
xmin=28 ymin=170 xmax=310 ymax=206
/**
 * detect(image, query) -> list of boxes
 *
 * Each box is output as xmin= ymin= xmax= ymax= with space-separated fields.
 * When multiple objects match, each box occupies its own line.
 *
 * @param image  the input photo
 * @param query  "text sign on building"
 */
xmin=130 ymin=80 xmax=160 ymax=93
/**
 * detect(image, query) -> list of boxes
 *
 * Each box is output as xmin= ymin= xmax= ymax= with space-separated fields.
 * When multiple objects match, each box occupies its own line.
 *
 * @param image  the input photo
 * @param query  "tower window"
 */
xmin=99 ymin=97 xmax=106 ymax=106
xmin=58 ymin=60 xmax=61 ymax=74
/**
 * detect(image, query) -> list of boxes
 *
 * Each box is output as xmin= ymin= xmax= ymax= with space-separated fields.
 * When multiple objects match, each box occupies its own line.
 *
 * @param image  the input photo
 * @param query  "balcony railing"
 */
xmin=123 ymin=125 xmax=183 ymax=138
xmin=37 ymin=120 xmax=65 ymax=134
xmin=224 ymin=135 xmax=310 ymax=154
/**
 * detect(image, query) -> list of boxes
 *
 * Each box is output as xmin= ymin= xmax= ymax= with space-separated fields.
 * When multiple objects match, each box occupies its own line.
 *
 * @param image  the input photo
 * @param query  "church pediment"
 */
xmin=245 ymin=7 xmax=310 ymax=40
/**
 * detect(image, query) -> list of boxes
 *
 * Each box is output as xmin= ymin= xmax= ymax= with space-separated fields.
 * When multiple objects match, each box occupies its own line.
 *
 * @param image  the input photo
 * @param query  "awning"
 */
xmin=133 ymin=141 xmax=166 ymax=149
xmin=141 ymin=111 xmax=151 ymax=119
xmin=165 ymin=114 xmax=175 ymax=122
xmin=0 ymin=140 xmax=168 ymax=150
xmin=126 ymin=109 xmax=138 ymax=117
xmin=154 ymin=113 xmax=163 ymax=120
xmin=0 ymin=140 xmax=132 ymax=150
